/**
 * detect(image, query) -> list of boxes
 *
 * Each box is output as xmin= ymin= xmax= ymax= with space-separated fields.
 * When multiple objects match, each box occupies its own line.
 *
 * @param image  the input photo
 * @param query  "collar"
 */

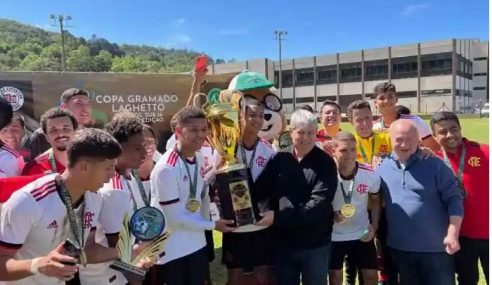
xmin=390 ymin=149 xmax=422 ymax=169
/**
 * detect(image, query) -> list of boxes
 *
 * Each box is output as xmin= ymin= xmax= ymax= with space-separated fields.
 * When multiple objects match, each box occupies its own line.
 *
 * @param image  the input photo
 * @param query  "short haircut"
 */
xmin=40 ymin=107 xmax=78 ymax=134
xmin=68 ymin=128 xmax=122 ymax=168
xmin=332 ymin=131 xmax=356 ymax=147
xmin=170 ymin=114 xmax=178 ymax=132
xmin=319 ymin=99 xmax=341 ymax=113
xmin=374 ymin=82 xmax=396 ymax=97
xmin=290 ymin=109 xmax=317 ymax=130
xmin=347 ymin=100 xmax=371 ymax=119
xmin=395 ymin=105 xmax=411 ymax=118
xmin=0 ymin=96 xmax=13 ymax=130
xmin=142 ymin=124 xmax=157 ymax=140
xmin=430 ymin=111 xmax=461 ymax=132
xmin=105 ymin=112 xmax=143 ymax=144
xmin=175 ymin=106 xmax=206 ymax=127
xmin=10 ymin=113 xmax=25 ymax=128
xmin=295 ymin=104 xmax=314 ymax=114
xmin=60 ymin=88 xmax=89 ymax=104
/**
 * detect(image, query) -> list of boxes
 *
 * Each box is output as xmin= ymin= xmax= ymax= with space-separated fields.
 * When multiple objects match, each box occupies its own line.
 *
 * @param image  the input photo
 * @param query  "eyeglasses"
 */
xmin=240 ymin=94 xmax=283 ymax=112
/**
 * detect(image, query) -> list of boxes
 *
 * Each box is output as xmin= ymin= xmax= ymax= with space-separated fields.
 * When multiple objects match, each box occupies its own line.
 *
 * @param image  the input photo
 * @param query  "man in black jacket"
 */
xmin=254 ymin=109 xmax=338 ymax=285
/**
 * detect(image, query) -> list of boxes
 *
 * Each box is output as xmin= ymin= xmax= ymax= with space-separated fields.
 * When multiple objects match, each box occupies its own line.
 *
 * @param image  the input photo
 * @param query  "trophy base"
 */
xmin=110 ymin=260 xmax=147 ymax=282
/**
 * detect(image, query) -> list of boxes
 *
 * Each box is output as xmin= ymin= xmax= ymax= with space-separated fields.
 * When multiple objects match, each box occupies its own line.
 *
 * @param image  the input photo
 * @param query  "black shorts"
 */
xmin=151 ymin=246 xmax=209 ymax=285
xmin=329 ymin=240 xmax=378 ymax=270
xmin=221 ymin=228 xmax=274 ymax=272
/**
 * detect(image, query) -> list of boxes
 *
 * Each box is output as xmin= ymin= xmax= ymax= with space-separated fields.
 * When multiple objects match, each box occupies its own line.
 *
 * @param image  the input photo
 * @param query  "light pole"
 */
xmin=274 ymin=30 xmax=287 ymax=100
xmin=50 ymin=14 xmax=72 ymax=71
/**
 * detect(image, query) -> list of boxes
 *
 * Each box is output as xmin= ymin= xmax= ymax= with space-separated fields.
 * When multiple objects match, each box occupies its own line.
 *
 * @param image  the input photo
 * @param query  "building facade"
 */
xmin=209 ymin=39 xmax=488 ymax=114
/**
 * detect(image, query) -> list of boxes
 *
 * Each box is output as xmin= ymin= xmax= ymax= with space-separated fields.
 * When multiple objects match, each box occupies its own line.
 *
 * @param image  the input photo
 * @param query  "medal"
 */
xmin=129 ymin=206 xmax=166 ymax=241
xmin=341 ymin=204 xmax=356 ymax=218
xmin=185 ymin=198 xmax=201 ymax=212
xmin=339 ymin=169 xmax=356 ymax=218
xmin=442 ymin=145 xmax=467 ymax=199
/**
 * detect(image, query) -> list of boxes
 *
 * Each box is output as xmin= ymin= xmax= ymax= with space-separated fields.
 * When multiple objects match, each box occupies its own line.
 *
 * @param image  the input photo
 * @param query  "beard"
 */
xmin=56 ymin=145 xmax=67 ymax=152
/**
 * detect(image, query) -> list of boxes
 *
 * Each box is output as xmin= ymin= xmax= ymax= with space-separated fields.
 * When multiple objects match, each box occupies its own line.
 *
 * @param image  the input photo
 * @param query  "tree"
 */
xmin=93 ymin=50 xmax=113 ymax=72
xmin=215 ymin=58 xmax=226 ymax=64
xmin=66 ymin=45 xmax=93 ymax=71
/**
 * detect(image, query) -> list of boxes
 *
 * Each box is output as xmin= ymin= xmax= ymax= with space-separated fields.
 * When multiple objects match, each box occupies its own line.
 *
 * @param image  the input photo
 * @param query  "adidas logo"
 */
xmin=47 ymin=220 xmax=58 ymax=229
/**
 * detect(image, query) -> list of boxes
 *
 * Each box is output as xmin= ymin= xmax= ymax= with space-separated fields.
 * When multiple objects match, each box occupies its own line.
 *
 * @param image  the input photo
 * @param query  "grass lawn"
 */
xmin=209 ymin=117 xmax=489 ymax=284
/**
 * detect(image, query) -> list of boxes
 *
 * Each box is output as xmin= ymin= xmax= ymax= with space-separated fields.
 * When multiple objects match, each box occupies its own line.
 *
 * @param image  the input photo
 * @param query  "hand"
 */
xmin=443 ymin=234 xmax=460 ymax=255
xmin=37 ymin=242 xmax=79 ymax=281
xmin=132 ymin=242 xmax=150 ymax=258
xmin=419 ymin=147 xmax=435 ymax=159
xmin=215 ymin=219 xmax=236 ymax=233
xmin=333 ymin=211 xmax=345 ymax=224
xmin=203 ymin=165 xmax=216 ymax=186
xmin=135 ymin=256 xmax=154 ymax=270
xmin=255 ymin=211 xmax=274 ymax=227
xmin=360 ymin=224 xmax=376 ymax=242
xmin=322 ymin=141 xmax=334 ymax=155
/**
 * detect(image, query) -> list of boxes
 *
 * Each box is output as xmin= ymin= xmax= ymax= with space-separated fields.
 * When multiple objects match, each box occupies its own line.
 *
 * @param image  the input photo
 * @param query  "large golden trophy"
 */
xmin=205 ymin=92 xmax=261 ymax=232
xmin=110 ymin=208 xmax=169 ymax=282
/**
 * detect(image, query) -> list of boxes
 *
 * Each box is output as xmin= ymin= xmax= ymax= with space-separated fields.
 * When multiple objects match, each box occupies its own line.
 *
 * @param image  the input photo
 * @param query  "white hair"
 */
xmin=290 ymin=109 xmax=317 ymax=130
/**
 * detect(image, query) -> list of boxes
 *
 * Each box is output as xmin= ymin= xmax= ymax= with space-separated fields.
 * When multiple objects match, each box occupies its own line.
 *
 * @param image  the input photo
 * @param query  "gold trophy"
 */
xmin=205 ymin=99 xmax=260 ymax=232
xmin=110 ymin=208 xmax=169 ymax=282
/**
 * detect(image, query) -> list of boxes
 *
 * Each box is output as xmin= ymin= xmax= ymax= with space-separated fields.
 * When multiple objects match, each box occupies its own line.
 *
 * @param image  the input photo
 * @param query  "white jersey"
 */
xmin=0 ymin=142 xmax=24 ymax=178
xmin=80 ymin=171 xmax=151 ymax=285
xmin=332 ymin=163 xmax=381 ymax=242
xmin=0 ymin=174 xmax=101 ymax=285
xmin=373 ymin=114 xmax=432 ymax=140
xmin=150 ymin=148 xmax=214 ymax=264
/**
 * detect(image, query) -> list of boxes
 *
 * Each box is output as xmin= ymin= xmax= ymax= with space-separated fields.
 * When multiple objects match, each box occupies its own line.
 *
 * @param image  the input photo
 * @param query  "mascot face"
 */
xmin=228 ymin=71 xmax=286 ymax=142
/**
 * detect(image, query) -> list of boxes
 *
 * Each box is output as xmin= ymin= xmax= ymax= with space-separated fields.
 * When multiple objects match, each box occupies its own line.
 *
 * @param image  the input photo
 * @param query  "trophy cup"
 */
xmin=206 ymin=102 xmax=261 ymax=232
xmin=110 ymin=207 xmax=169 ymax=282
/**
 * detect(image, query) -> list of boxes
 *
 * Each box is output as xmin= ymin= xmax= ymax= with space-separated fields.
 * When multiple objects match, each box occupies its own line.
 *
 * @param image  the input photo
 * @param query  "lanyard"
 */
xmin=177 ymin=151 xmax=198 ymax=199
xmin=442 ymin=145 xmax=467 ymax=192
xmin=57 ymin=178 xmax=85 ymax=254
xmin=239 ymin=139 xmax=259 ymax=169
xmin=358 ymin=134 xmax=375 ymax=164
xmin=122 ymin=171 xmax=150 ymax=212
xmin=48 ymin=150 xmax=58 ymax=173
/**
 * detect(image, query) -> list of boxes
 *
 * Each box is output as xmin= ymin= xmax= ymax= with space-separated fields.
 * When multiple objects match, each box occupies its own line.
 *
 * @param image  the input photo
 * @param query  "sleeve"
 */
xmin=413 ymin=116 xmax=432 ymax=140
xmin=98 ymin=188 xmax=131 ymax=234
xmin=436 ymin=159 xmax=464 ymax=217
xmin=0 ymin=191 xmax=41 ymax=252
xmin=0 ymin=153 xmax=23 ymax=178
xmin=151 ymin=164 xmax=215 ymax=231
xmin=21 ymin=161 xmax=45 ymax=176
xmin=369 ymin=174 xmax=382 ymax=194
xmin=276 ymin=155 xmax=338 ymax=227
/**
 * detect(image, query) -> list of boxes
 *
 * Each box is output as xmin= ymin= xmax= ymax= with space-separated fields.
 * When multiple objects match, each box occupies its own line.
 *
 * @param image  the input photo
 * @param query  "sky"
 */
xmin=0 ymin=0 xmax=488 ymax=61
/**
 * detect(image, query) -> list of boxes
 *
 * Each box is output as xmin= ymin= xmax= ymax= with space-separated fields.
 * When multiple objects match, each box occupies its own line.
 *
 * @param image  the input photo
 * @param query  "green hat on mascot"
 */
xmin=228 ymin=70 xmax=274 ymax=91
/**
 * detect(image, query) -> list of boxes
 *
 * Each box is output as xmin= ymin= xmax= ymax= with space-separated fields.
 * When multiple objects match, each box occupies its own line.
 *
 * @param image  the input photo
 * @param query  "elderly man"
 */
xmin=376 ymin=119 xmax=463 ymax=285
xmin=253 ymin=109 xmax=338 ymax=285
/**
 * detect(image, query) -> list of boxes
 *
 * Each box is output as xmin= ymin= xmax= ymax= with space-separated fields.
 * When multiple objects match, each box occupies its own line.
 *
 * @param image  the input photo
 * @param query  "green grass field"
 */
xmin=209 ymin=117 xmax=489 ymax=284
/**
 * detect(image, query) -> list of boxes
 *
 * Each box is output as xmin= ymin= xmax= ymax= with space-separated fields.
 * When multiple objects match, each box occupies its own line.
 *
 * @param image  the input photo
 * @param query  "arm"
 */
xmin=186 ymin=69 xmax=207 ymax=107
xmin=84 ymin=230 xmax=119 ymax=264
xmin=369 ymin=177 xmax=382 ymax=233
xmin=414 ymin=116 xmax=441 ymax=151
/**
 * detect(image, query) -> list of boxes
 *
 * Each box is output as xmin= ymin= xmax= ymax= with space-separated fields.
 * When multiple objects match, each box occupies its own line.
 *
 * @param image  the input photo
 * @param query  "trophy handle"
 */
xmin=193 ymin=93 xmax=208 ymax=109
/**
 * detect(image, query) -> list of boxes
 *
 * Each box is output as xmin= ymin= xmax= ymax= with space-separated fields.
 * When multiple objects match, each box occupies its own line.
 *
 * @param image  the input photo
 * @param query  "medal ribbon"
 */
xmin=122 ymin=170 xmax=151 ymax=212
xmin=48 ymin=150 xmax=58 ymax=173
xmin=442 ymin=145 xmax=467 ymax=196
xmin=339 ymin=177 xmax=355 ymax=205
xmin=177 ymin=150 xmax=198 ymax=200
xmin=358 ymin=134 xmax=376 ymax=164
xmin=57 ymin=178 xmax=85 ymax=259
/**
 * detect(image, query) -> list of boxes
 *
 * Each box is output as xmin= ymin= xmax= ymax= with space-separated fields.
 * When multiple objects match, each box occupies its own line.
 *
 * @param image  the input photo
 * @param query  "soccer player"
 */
xmin=372 ymin=82 xmax=440 ymax=151
xmin=0 ymin=113 xmax=30 ymax=162
xmin=328 ymin=132 xmax=381 ymax=285
xmin=0 ymin=96 xmax=24 ymax=178
xmin=0 ymin=128 xmax=151 ymax=284
xmin=150 ymin=106 xmax=234 ymax=285
xmin=431 ymin=111 xmax=489 ymax=285
xmin=25 ymin=88 xmax=93 ymax=159
xmin=221 ymin=98 xmax=277 ymax=285
xmin=79 ymin=112 xmax=148 ymax=285
xmin=22 ymin=108 xmax=78 ymax=176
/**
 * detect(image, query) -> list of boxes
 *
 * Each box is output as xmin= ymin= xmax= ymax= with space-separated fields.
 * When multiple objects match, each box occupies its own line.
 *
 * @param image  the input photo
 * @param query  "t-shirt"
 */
xmin=354 ymin=130 xmax=392 ymax=166
xmin=436 ymin=138 xmax=489 ymax=239
xmin=332 ymin=163 xmax=381 ymax=241
xmin=79 ymin=171 xmax=151 ymax=285
xmin=0 ymin=141 xmax=24 ymax=178
xmin=373 ymin=114 xmax=432 ymax=140
xmin=150 ymin=148 xmax=214 ymax=264
xmin=22 ymin=151 xmax=65 ymax=176
xmin=234 ymin=139 xmax=276 ymax=182
xmin=0 ymin=174 xmax=101 ymax=285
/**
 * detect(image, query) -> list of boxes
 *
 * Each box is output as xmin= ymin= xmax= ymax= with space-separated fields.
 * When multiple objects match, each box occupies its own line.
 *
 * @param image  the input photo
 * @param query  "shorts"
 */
xmin=329 ymin=239 xmax=378 ymax=270
xmin=222 ymin=228 xmax=274 ymax=272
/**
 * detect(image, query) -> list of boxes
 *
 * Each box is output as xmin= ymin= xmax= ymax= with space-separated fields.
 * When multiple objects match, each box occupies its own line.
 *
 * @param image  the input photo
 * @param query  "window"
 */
xmin=365 ymin=59 xmax=388 ymax=81
xmin=295 ymin=68 xmax=314 ymax=86
xmin=474 ymin=73 xmax=487 ymax=76
xmin=317 ymin=65 xmax=337 ymax=84
xmin=340 ymin=63 xmax=361 ymax=83
xmin=392 ymin=56 xmax=418 ymax=79
xmin=281 ymin=70 xmax=293 ymax=88
xmin=421 ymin=52 xmax=452 ymax=76
xmin=295 ymin=97 xmax=314 ymax=103
xmin=474 ymin=57 xmax=488 ymax=61
xmin=474 ymin=87 xmax=487 ymax=90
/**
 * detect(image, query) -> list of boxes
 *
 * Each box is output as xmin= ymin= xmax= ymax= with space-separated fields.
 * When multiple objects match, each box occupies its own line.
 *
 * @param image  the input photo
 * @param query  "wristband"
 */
xmin=30 ymin=257 xmax=41 ymax=275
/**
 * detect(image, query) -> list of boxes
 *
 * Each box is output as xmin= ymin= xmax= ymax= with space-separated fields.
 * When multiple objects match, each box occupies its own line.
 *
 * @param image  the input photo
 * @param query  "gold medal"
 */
xmin=185 ymin=198 xmax=201 ymax=212
xmin=341 ymin=204 xmax=356 ymax=218
xmin=80 ymin=250 xmax=87 ymax=267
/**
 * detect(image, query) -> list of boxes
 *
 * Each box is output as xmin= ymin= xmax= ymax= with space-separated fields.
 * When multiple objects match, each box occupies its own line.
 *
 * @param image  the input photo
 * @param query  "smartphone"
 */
xmin=60 ymin=239 xmax=81 ymax=265
xmin=195 ymin=55 xmax=208 ymax=72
